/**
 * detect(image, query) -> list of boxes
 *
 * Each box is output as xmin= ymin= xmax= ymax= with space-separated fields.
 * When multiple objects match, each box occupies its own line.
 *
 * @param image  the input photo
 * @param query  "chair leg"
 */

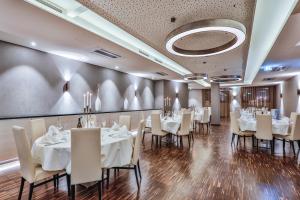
xmin=270 ymin=140 xmax=273 ymax=154
xmin=137 ymin=160 xmax=142 ymax=180
xmin=151 ymin=135 xmax=153 ymax=149
xmin=252 ymin=135 xmax=254 ymax=147
xmin=142 ymin=131 xmax=145 ymax=145
xmin=106 ymin=169 xmax=110 ymax=189
xmin=71 ymin=185 xmax=75 ymax=200
xmin=188 ymin=135 xmax=191 ymax=148
xmin=159 ymin=136 xmax=162 ymax=148
xmin=243 ymin=136 xmax=246 ymax=146
xmin=283 ymin=139 xmax=286 ymax=152
xmin=237 ymin=135 xmax=240 ymax=147
xmin=28 ymin=183 xmax=34 ymax=200
xmin=256 ymin=139 xmax=259 ymax=151
xmin=180 ymin=136 xmax=183 ymax=148
xmin=97 ymin=181 xmax=102 ymax=200
xmin=53 ymin=175 xmax=57 ymax=189
xmin=290 ymin=141 xmax=296 ymax=156
xmin=231 ymin=133 xmax=235 ymax=146
xmin=134 ymin=165 xmax=140 ymax=188
xmin=66 ymin=174 xmax=71 ymax=196
xmin=18 ymin=177 xmax=25 ymax=200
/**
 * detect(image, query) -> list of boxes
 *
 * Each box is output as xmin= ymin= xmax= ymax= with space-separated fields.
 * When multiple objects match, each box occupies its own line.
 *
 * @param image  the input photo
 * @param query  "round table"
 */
xmin=146 ymin=116 xmax=181 ymax=134
xmin=31 ymin=128 xmax=136 ymax=171
xmin=238 ymin=117 xmax=290 ymax=135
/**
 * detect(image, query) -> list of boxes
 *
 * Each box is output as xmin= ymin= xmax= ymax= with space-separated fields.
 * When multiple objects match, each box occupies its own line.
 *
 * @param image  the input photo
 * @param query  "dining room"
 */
xmin=1 ymin=0 xmax=300 ymax=200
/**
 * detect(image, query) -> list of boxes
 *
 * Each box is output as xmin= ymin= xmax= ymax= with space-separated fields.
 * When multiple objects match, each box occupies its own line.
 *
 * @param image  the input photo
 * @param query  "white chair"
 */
xmin=255 ymin=114 xmax=274 ymax=154
xmin=151 ymin=113 xmax=168 ymax=148
xmin=30 ymin=118 xmax=46 ymax=146
xmin=113 ymin=120 xmax=145 ymax=188
xmin=230 ymin=112 xmax=254 ymax=147
xmin=200 ymin=108 xmax=210 ymax=133
xmin=12 ymin=126 xmax=62 ymax=200
xmin=274 ymin=112 xmax=300 ymax=155
xmin=189 ymin=110 xmax=195 ymax=141
xmin=66 ymin=128 xmax=102 ymax=200
xmin=174 ymin=113 xmax=192 ymax=148
xmin=119 ymin=115 xmax=131 ymax=130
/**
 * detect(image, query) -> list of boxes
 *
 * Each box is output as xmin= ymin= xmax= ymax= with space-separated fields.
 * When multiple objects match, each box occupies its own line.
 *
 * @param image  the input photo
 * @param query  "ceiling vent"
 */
xmin=154 ymin=72 xmax=168 ymax=76
xmin=138 ymin=50 xmax=149 ymax=57
xmin=93 ymin=49 xmax=121 ymax=59
xmin=271 ymin=66 xmax=288 ymax=72
xmin=36 ymin=0 xmax=63 ymax=13
xmin=263 ymin=77 xmax=276 ymax=81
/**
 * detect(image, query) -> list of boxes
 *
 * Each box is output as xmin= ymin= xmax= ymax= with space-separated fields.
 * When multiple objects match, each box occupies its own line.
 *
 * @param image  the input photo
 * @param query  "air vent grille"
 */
xmin=36 ymin=0 xmax=63 ymax=13
xmin=271 ymin=66 xmax=288 ymax=72
xmin=138 ymin=50 xmax=149 ymax=57
xmin=93 ymin=49 xmax=121 ymax=59
xmin=263 ymin=77 xmax=276 ymax=81
xmin=154 ymin=72 xmax=168 ymax=76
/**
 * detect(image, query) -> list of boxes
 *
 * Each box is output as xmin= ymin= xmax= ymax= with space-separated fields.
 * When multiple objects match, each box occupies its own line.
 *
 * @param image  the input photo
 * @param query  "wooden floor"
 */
xmin=1 ymin=120 xmax=300 ymax=200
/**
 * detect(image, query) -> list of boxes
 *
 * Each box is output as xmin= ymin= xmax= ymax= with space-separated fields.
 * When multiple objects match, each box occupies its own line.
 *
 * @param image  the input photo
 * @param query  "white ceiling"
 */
xmin=0 ymin=0 xmax=181 ymax=80
xmin=78 ymin=0 xmax=255 ymax=78
xmin=254 ymin=11 xmax=300 ymax=85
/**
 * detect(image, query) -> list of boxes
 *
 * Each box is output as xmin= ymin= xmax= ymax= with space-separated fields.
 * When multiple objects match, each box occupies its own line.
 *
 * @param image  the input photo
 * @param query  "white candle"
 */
xmin=90 ymin=93 xmax=92 ymax=108
xmin=83 ymin=94 xmax=86 ymax=108
xmin=86 ymin=92 xmax=89 ymax=107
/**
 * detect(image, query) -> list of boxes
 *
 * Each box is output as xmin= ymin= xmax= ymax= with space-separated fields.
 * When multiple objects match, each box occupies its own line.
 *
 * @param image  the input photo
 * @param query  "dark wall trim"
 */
xmin=0 ymin=109 xmax=158 ymax=120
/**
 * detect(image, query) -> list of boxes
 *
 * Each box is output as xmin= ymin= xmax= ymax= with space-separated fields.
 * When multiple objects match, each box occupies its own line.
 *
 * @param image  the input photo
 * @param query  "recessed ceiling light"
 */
xmin=30 ymin=41 xmax=36 ymax=46
xmin=115 ymin=66 xmax=119 ymax=69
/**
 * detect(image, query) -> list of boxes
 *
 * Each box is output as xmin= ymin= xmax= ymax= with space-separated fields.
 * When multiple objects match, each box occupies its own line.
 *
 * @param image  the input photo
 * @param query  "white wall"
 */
xmin=188 ymin=89 xmax=202 ymax=108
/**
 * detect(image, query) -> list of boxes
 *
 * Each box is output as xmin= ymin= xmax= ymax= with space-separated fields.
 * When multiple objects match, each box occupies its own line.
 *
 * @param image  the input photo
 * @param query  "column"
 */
xmin=211 ymin=82 xmax=220 ymax=125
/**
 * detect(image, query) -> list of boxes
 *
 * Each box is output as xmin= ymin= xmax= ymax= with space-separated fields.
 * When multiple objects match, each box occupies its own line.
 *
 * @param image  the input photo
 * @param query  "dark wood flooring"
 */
xmin=1 ymin=120 xmax=300 ymax=200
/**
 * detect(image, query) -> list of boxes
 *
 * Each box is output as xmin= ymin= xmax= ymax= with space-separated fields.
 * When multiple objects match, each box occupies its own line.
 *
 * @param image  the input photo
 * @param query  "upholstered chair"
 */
xmin=274 ymin=112 xmax=300 ymax=155
xmin=12 ymin=126 xmax=62 ymax=200
xmin=230 ymin=112 xmax=255 ymax=147
xmin=175 ymin=112 xmax=192 ymax=148
xmin=113 ymin=120 xmax=145 ymax=188
xmin=200 ymin=108 xmax=210 ymax=133
xmin=30 ymin=118 xmax=46 ymax=146
xmin=66 ymin=128 xmax=102 ymax=200
xmin=151 ymin=113 xmax=168 ymax=148
xmin=119 ymin=115 xmax=131 ymax=130
xmin=255 ymin=114 xmax=274 ymax=154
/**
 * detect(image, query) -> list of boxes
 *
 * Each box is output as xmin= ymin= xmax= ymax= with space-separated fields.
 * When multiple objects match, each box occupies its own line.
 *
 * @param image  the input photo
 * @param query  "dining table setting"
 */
xmin=31 ymin=123 xmax=137 ymax=172
xmin=238 ymin=111 xmax=291 ymax=135
xmin=145 ymin=114 xmax=181 ymax=134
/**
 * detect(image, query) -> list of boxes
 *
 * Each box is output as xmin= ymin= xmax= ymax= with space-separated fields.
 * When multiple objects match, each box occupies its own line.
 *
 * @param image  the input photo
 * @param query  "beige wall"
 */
xmin=0 ymin=110 xmax=154 ymax=163
xmin=277 ymin=75 xmax=300 ymax=116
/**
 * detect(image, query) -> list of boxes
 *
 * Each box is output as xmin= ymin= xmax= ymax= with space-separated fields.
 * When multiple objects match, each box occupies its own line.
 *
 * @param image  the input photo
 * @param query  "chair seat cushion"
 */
xmin=238 ymin=131 xmax=255 ymax=136
xmin=34 ymin=167 xmax=63 ymax=182
xmin=274 ymin=134 xmax=291 ymax=140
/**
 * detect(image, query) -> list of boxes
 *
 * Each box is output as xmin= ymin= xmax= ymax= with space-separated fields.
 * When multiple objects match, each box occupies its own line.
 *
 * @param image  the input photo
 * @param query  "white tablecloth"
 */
xmin=31 ymin=128 xmax=136 ymax=171
xmin=238 ymin=117 xmax=290 ymax=135
xmin=146 ymin=116 xmax=181 ymax=134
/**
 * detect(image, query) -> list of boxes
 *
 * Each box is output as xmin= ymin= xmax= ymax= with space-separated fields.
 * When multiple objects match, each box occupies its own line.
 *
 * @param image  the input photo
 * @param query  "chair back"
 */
xmin=132 ymin=120 xmax=145 ymax=165
xmin=30 ymin=118 xmax=46 ymax=146
xmin=178 ymin=113 xmax=191 ymax=136
xmin=256 ymin=114 xmax=273 ymax=140
xmin=201 ymin=109 xmax=210 ymax=123
xmin=289 ymin=112 xmax=300 ymax=140
xmin=230 ymin=112 xmax=240 ymax=133
xmin=71 ymin=128 xmax=102 ymax=185
xmin=119 ymin=115 xmax=131 ymax=130
xmin=151 ymin=113 xmax=161 ymax=132
xmin=12 ymin=126 xmax=35 ymax=183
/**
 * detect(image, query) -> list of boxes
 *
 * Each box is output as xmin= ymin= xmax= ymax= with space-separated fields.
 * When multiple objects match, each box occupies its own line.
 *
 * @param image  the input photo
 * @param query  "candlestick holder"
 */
xmin=83 ymin=105 xmax=92 ymax=128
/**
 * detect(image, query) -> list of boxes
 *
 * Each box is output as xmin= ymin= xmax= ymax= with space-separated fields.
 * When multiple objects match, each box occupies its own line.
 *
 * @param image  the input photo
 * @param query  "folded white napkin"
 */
xmin=111 ymin=121 xmax=120 ymax=131
xmin=39 ymin=126 xmax=67 ymax=145
xmin=109 ymin=125 xmax=129 ymax=138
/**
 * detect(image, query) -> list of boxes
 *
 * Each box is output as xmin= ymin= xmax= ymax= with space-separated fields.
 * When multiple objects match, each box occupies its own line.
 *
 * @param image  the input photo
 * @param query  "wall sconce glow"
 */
xmin=63 ymin=81 xmax=70 ymax=92
xmin=115 ymin=66 xmax=119 ymax=69
xmin=25 ymin=0 xmax=210 ymax=87
xmin=30 ymin=41 xmax=36 ymax=47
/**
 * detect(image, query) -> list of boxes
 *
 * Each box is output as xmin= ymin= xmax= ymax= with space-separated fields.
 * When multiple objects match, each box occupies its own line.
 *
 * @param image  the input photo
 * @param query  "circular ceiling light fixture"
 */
xmin=183 ymin=73 xmax=208 ymax=80
xmin=210 ymin=75 xmax=242 ymax=83
xmin=165 ymin=19 xmax=246 ymax=57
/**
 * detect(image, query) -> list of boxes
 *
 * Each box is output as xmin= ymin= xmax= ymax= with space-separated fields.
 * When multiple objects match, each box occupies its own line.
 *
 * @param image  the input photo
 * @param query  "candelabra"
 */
xmin=83 ymin=91 xmax=93 ymax=128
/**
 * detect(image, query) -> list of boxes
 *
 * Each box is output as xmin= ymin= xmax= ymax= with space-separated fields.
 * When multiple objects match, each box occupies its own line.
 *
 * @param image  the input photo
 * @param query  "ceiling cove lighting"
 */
xmin=244 ymin=0 xmax=298 ymax=84
xmin=165 ymin=19 xmax=246 ymax=57
xmin=24 ymin=0 xmax=210 ymax=87
xmin=210 ymin=75 xmax=242 ymax=83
